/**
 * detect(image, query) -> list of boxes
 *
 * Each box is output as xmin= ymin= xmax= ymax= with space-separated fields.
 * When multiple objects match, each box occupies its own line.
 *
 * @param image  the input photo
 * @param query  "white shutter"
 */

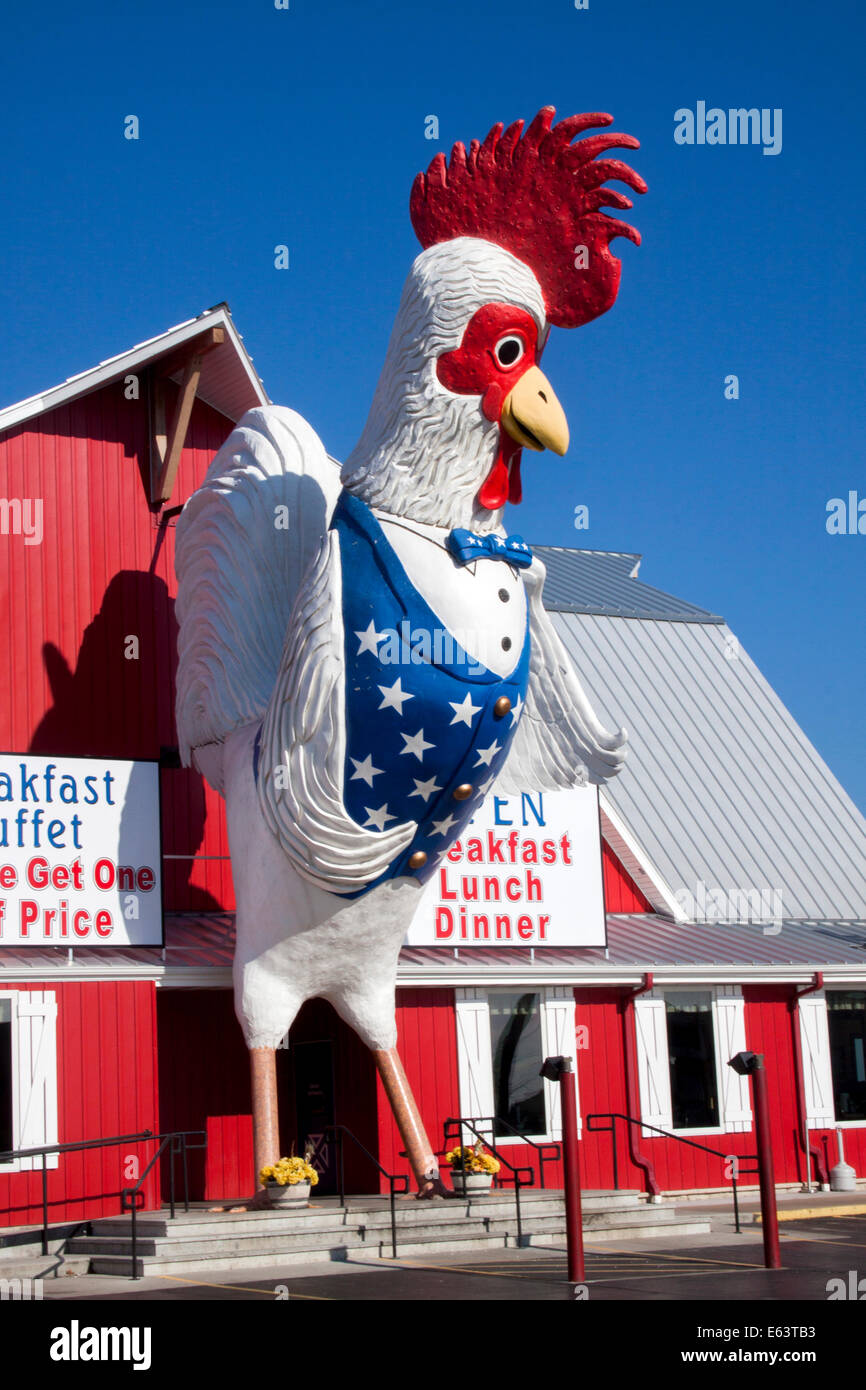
xmin=15 ymin=991 xmax=59 ymax=1172
xmin=542 ymin=989 xmax=579 ymax=1138
xmin=454 ymin=990 xmax=494 ymax=1140
xmin=713 ymin=988 xmax=752 ymax=1132
xmin=634 ymin=995 xmax=673 ymax=1135
xmin=798 ymin=994 xmax=835 ymax=1126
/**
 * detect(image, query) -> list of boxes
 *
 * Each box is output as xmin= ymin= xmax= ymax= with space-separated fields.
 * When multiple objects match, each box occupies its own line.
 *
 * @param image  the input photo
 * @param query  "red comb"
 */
xmin=410 ymin=107 xmax=646 ymax=329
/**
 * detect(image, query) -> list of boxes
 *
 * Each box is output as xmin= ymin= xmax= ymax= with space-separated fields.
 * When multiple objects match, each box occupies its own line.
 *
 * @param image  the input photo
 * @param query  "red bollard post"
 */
xmin=559 ymin=1058 xmax=585 ymax=1285
xmin=751 ymin=1058 xmax=781 ymax=1269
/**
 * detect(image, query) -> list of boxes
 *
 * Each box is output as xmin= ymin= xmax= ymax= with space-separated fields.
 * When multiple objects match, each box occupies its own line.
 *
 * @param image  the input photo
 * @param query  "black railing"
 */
xmin=446 ymin=1116 xmax=561 ymax=1190
xmin=0 ymin=1131 xmax=154 ymax=1256
xmin=586 ymin=1111 xmax=758 ymax=1234
xmin=442 ymin=1117 xmax=543 ymax=1245
xmin=122 ymin=1131 xmax=207 ymax=1279
xmin=306 ymin=1124 xmax=409 ymax=1259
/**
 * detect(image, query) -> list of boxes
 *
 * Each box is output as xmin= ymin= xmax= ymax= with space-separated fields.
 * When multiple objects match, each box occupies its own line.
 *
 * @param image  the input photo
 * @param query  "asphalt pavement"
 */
xmin=31 ymin=1213 xmax=866 ymax=1302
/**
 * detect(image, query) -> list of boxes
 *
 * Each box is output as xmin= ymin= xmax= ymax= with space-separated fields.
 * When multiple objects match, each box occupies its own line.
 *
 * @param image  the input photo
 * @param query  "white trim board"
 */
xmin=0 ymin=989 xmax=59 ymax=1173
xmin=0 ymin=307 xmax=269 ymax=435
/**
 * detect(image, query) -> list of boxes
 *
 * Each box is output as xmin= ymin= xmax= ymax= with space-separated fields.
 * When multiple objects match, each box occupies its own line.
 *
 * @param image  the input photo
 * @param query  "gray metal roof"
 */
xmin=553 ymin=612 xmax=866 ymax=921
xmin=599 ymin=914 xmax=866 ymax=968
xmin=4 ymin=913 xmax=866 ymax=981
xmin=534 ymin=546 xmax=724 ymax=622
xmin=399 ymin=915 xmax=866 ymax=972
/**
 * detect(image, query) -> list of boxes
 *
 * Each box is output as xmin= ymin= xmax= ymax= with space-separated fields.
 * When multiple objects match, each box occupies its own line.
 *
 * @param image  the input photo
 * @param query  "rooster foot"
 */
xmin=416 ymin=1176 xmax=450 ymax=1199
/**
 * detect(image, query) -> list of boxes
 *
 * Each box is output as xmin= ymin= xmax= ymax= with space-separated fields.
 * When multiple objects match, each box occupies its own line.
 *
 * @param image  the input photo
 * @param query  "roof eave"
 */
xmin=0 ymin=305 xmax=269 ymax=436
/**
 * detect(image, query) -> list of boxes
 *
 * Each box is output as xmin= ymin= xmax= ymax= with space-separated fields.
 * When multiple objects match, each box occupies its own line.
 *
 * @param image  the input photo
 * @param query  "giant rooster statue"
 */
xmin=175 ymin=108 xmax=646 ymax=1196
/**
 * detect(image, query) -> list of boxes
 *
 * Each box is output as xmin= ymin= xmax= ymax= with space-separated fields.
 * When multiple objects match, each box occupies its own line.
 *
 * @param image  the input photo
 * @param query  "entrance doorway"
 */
xmin=277 ymin=999 xmax=381 ymax=1196
xmin=293 ymin=1039 xmax=337 ymax=1194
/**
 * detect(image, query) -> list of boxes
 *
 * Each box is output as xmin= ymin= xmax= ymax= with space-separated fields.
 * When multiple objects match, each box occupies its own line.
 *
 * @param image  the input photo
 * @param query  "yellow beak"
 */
xmin=500 ymin=365 xmax=569 ymax=456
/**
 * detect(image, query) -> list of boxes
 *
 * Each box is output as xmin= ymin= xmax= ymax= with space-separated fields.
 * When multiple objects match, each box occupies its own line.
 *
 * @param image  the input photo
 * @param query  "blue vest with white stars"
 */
xmin=331 ymin=490 xmax=530 ymax=897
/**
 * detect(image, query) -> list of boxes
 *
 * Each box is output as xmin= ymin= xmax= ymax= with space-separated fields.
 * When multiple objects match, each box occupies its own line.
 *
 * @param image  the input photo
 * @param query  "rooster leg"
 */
xmin=372 ymin=1047 xmax=449 ymax=1198
xmin=250 ymin=1046 xmax=280 ymax=1199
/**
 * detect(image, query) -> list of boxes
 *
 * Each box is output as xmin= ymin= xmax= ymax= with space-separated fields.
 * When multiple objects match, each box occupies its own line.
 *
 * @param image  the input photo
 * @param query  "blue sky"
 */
xmin=2 ymin=0 xmax=864 ymax=814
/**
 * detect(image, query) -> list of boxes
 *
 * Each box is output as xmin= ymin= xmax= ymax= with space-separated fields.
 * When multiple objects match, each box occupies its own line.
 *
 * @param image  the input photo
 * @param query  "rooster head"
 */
xmin=342 ymin=108 xmax=645 ymax=532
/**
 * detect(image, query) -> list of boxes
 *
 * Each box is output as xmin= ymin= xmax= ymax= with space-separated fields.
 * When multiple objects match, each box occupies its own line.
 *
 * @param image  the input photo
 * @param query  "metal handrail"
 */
xmin=0 ymin=1130 xmax=154 ymax=1257
xmin=444 ymin=1115 xmax=561 ymax=1189
xmin=121 ymin=1130 xmax=207 ymax=1279
xmin=586 ymin=1111 xmax=758 ymax=1234
xmin=443 ymin=1117 xmax=536 ymax=1244
xmin=306 ymin=1124 xmax=410 ymax=1259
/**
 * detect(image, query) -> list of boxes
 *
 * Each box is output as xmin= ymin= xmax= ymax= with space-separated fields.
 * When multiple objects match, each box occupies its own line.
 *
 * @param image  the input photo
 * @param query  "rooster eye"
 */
xmin=494 ymin=335 xmax=525 ymax=369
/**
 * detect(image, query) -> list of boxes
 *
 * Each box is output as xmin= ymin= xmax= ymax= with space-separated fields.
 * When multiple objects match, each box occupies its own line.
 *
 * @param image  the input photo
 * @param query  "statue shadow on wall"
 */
xmin=28 ymin=569 xmax=223 ymax=915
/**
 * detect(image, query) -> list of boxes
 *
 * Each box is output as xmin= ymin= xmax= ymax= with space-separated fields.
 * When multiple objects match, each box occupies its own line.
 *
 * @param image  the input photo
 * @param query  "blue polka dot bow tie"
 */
xmin=446 ymin=528 xmax=533 ymax=569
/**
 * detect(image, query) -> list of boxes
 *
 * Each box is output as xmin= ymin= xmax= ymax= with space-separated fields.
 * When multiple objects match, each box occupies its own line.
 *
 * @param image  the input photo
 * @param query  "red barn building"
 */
xmin=1 ymin=308 xmax=865 ymax=1233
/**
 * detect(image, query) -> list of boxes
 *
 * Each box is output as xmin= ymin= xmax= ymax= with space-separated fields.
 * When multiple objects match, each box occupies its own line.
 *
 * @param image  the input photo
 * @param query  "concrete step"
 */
xmin=72 ymin=1213 xmax=569 ymax=1261
xmin=0 ymin=1253 xmax=91 ymax=1280
xmin=86 ymin=1197 xmax=568 ymax=1241
xmin=0 ymin=1225 xmax=87 ymax=1256
xmin=73 ymin=1207 xmax=683 ymax=1262
xmin=83 ymin=1189 xmax=647 ymax=1239
xmin=2 ymin=1190 xmax=712 ymax=1279
xmin=0 ymin=1223 xmax=94 ymax=1280
xmin=581 ymin=1205 xmax=681 ymax=1229
xmin=82 ymin=1195 xmax=676 ymax=1245
xmin=74 ymin=1203 xmax=711 ymax=1278
xmin=85 ymin=1216 xmax=713 ymax=1278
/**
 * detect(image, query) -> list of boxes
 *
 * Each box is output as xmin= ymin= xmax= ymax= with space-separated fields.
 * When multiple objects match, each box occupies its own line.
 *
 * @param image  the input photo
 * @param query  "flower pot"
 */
xmin=264 ymin=1179 xmax=311 ymax=1209
xmin=450 ymin=1170 xmax=493 ymax=1195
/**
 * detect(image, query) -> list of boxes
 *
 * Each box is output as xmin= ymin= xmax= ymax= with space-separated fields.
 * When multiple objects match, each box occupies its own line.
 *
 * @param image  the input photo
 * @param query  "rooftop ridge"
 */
xmin=0 ymin=305 xmax=269 ymax=435
xmin=533 ymin=544 xmax=724 ymax=623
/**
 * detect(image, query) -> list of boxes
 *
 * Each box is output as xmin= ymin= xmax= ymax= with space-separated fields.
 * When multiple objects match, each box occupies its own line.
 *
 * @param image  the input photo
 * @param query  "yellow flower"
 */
xmin=261 ymin=1155 xmax=318 ymax=1186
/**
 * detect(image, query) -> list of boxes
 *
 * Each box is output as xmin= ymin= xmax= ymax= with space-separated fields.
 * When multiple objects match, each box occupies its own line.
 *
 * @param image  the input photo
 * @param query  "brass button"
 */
xmin=453 ymin=784 xmax=473 ymax=801
xmin=408 ymin=850 xmax=428 ymax=871
xmin=494 ymin=696 xmax=512 ymax=718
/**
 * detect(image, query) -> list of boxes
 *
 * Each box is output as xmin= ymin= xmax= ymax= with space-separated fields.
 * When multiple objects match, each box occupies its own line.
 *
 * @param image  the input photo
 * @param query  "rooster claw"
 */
xmin=416 ymin=1175 xmax=450 ymax=1199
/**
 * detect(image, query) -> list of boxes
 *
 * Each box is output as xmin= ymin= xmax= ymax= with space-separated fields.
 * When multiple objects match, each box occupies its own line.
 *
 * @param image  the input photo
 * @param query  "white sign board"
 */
xmin=406 ymin=786 xmax=605 ymax=948
xmin=0 ymin=754 xmax=162 ymax=947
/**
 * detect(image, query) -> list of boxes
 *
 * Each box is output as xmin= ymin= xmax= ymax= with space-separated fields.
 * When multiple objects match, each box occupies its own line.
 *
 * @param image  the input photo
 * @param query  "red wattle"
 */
xmin=478 ymin=452 xmax=509 ymax=510
xmin=479 ymin=433 xmax=525 ymax=511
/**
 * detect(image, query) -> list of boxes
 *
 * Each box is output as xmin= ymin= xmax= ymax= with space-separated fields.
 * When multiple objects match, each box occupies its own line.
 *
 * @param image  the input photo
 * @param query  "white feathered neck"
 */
xmin=341 ymin=238 xmax=547 ymax=534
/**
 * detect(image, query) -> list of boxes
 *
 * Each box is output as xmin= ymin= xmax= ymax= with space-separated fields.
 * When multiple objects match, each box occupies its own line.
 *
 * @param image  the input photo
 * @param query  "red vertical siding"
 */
xmin=576 ymin=988 xmax=640 ymax=1189
xmin=286 ymin=999 xmax=380 ymax=1194
xmin=157 ymin=991 xmax=381 ymax=1200
xmin=602 ymin=841 xmax=652 ymax=913
xmin=0 ymin=383 xmax=236 ymax=912
xmin=156 ymin=989 xmax=252 ymax=1201
xmin=0 ymin=980 xmax=159 ymax=1227
xmin=376 ymin=988 xmax=461 ymax=1191
xmin=742 ymin=985 xmax=866 ymax=1185
xmin=52 ymin=979 xmax=859 ymax=1211
xmin=743 ymin=986 xmax=803 ymax=1185
xmin=577 ymin=986 xmax=833 ymax=1194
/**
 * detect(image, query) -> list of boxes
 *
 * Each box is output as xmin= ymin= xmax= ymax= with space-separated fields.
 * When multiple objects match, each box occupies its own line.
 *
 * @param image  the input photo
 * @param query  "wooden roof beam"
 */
xmin=155 ymin=324 xmax=225 ymax=382
xmin=149 ymin=326 xmax=226 ymax=507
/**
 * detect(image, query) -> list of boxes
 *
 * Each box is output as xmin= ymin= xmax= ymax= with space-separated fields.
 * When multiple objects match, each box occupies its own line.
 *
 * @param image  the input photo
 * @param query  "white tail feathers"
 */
xmin=175 ymin=406 xmax=342 ymax=783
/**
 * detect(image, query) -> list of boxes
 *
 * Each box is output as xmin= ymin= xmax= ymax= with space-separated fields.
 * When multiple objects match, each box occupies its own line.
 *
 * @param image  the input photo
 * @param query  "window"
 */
xmin=454 ymin=987 xmax=577 ymax=1142
xmin=0 ymin=999 xmax=11 ymax=1155
xmin=489 ymin=993 xmax=546 ymax=1137
xmin=634 ymin=986 xmax=751 ymax=1135
xmin=827 ymin=991 xmax=866 ymax=1122
xmin=665 ymin=991 xmax=719 ymax=1129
